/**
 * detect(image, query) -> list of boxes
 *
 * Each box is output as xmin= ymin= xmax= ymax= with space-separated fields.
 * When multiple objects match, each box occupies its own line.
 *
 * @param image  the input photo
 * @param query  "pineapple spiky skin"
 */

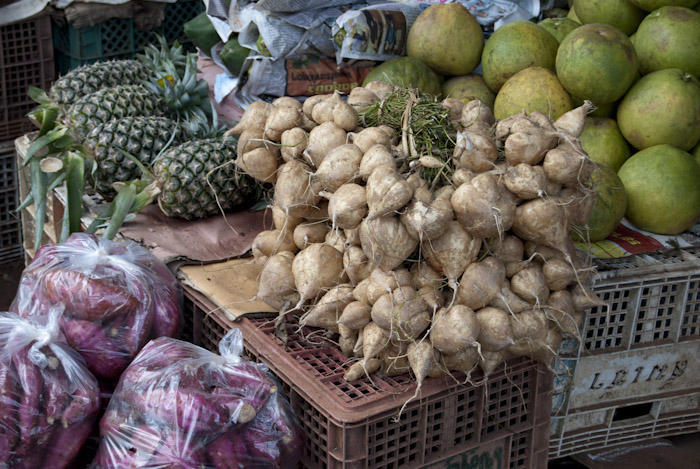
xmin=84 ymin=116 xmax=189 ymax=200
xmin=50 ymin=60 xmax=152 ymax=106
xmin=154 ymin=138 xmax=256 ymax=219
xmin=67 ymin=84 xmax=165 ymax=139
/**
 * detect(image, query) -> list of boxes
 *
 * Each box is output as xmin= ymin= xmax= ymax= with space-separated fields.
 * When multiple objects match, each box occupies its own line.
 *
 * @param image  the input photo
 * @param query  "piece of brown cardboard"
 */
xmin=178 ymin=258 xmax=276 ymax=319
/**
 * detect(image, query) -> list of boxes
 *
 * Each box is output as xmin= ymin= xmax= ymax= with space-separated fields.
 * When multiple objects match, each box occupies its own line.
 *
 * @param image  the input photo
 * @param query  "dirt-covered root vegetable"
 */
xmin=479 ymin=349 xmax=510 ymax=379
xmin=524 ymin=241 xmax=566 ymax=264
xmin=325 ymin=230 xmax=346 ymax=254
xmin=359 ymin=144 xmax=395 ymax=181
xmin=292 ymin=243 xmax=344 ymax=308
xmin=264 ymin=98 xmax=302 ymax=141
xmin=229 ymin=101 xmax=270 ymax=135
xmin=504 ymin=130 xmax=558 ymax=166
xmin=257 ymin=251 xmax=300 ymax=310
xmin=300 ymin=284 xmax=354 ymax=332
xmin=505 ymin=259 xmax=530 ymax=278
xmin=542 ymin=145 xmax=591 ymax=187
xmin=417 ymin=286 xmax=445 ymax=312
xmin=400 ymin=191 xmax=454 ymax=241
xmin=430 ymin=305 xmax=480 ymax=355
xmin=292 ymin=222 xmax=328 ymax=250
xmin=309 ymin=91 xmax=359 ymax=132
xmin=407 ymin=340 xmax=441 ymax=391
xmin=365 ymin=165 xmax=413 ymax=220
xmin=362 ymin=321 xmax=391 ymax=361
xmin=252 ymin=229 xmax=298 ymax=258
xmin=460 ymin=99 xmax=495 ymax=134
xmin=456 ymin=256 xmax=506 ymax=310
xmin=271 ymin=204 xmax=303 ymax=233
xmin=510 ymin=265 xmax=550 ymax=305
xmin=357 ymin=267 xmax=414 ymax=305
xmin=344 ymin=358 xmax=382 ymax=381
xmin=554 ymin=101 xmax=592 ymax=138
xmin=238 ymin=127 xmax=272 ymax=156
xmin=280 ymin=127 xmax=308 ymax=162
xmin=325 ymin=183 xmax=368 ymax=231
xmin=370 ymin=286 xmax=430 ymax=341
xmin=451 ymin=168 xmax=475 ymax=186
xmin=441 ymin=346 xmax=479 ymax=374
xmin=570 ymin=283 xmax=606 ymax=312
xmin=490 ymin=279 xmax=531 ymax=314
xmin=338 ymin=323 xmax=359 ymax=357
xmin=351 ymin=127 xmax=393 ymax=154
xmin=344 ymin=226 xmax=361 ymax=246
xmin=442 ymin=98 xmax=465 ymax=122
xmin=544 ymin=289 xmax=582 ymax=337
xmin=504 ymin=163 xmax=548 ymax=200
xmin=525 ymin=326 xmax=562 ymax=366
xmin=363 ymin=81 xmax=397 ymax=101
xmin=542 ymin=258 xmax=576 ymax=291
xmin=303 ymin=122 xmax=347 ymax=169
xmin=454 ymin=130 xmax=499 ymax=173
xmin=236 ymin=146 xmax=279 ymax=183
xmin=476 ymin=306 xmax=515 ymax=352
xmin=485 ymin=234 xmax=524 ymax=264
xmin=379 ymin=342 xmax=411 ymax=377
xmin=451 ymin=172 xmax=516 ymax=239
xmin=509 ymin=308 xmax=548 ymax=346
xmin=343 ymin=245 xmax=376 ymax=285
xmin=512 ymin=198 xmax=574 ymax=260
xmin=347 ymin=87 xmax=379 ymax=111
xmin=359 ymin=216 xmax=418 ymax=272
xmin=313 ymin=144 xmax=363 ymax=193
xmin=557 ymin=186 xmax=595 ymax=228
xmin=338 ymin=300 xmax=372 ymax=330
xmin=411 ymin=261 xmax=444 ymax=290
xmin=274 ymin=160 xmax=321 ymax=217
xmin=422 ymin=221 xmax=481 ymax=292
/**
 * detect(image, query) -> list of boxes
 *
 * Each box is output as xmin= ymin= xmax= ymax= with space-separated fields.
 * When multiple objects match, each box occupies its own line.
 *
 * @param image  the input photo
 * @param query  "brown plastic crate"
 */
xmin=0 ymin=15 xmax=54 ymax=141
xmin=183 ymin=290 xmax=551 ymax=469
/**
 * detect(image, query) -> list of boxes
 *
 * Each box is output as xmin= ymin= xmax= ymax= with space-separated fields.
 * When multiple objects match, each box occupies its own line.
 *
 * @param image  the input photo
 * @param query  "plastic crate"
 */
xmin=0 ymin=141 xmax=22 ymax=263
xmin=182 ymin=289 xmax=552 ymax=469
xmin=0 ymin=15 xmax=54 ymax=141
xmin=53 ymin=0 xmax=204 ymax=75
xmin=549 ymin=248 xmax=700 ymax=458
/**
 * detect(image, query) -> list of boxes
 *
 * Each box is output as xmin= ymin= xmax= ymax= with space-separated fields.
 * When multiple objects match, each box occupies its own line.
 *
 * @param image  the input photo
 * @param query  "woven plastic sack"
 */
xmin=92 ymin=329 xmax=304 ymax=468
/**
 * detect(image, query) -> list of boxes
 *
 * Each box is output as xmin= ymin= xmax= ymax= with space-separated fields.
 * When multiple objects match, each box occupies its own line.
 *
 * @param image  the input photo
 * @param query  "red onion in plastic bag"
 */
xmin=11 ymin=233 xmax=183 ymax=382
xmin=0 ymin=308 xmax=101 ymax=468
xmin=92 ymin=329 xmax=304 ymax=468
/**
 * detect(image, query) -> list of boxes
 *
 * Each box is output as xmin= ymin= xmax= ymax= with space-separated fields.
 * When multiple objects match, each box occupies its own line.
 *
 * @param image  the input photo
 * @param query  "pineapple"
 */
xmin=49 ymin=60 xmax=152 ymax=106
xmin=153 ymin=138 xmax=257 ymax=219
xmin=84 ymin=116 xmax=189 ymax=199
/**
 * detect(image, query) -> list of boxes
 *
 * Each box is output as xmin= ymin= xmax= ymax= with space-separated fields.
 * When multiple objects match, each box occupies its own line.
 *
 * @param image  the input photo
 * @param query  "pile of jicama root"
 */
xmin=230 ymin=82 xmax=604 ymax=390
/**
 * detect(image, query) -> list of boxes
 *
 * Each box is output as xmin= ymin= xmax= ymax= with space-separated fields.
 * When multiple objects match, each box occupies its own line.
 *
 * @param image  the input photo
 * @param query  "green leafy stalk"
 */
xmin=61 ymin=152 xmax=86 ymax=242
xmin=16 ymin=172 xmax=66 ymax=213
xmin=29 ymin=158 xmax=48 ymax=253
xmin=102 ymin=183 xmax=137 ymax=240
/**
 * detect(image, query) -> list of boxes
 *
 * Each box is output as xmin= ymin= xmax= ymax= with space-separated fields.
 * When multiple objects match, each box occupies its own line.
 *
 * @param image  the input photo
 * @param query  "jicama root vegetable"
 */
xmin=229 ymin=101 xmax=270 ymax=135
xmin=248 ymin=92 xmax=603 ymax=389
xmin=264 ymin=97 xmax=302 ymax=141
xmin=252 ymin=229 xmax=298 ymax=257
xmin=257 ymin=251 xmax=300 ymax=311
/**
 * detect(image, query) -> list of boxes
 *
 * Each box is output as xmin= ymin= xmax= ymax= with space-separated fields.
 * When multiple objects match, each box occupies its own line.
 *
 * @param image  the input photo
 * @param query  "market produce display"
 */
xmin=0 ymin=310 xmax=101 ymax=468
xmin=93 ymin=329 xmax=304 ymax=468
xmin=233 ymin=82 xmax=604 ymax=384
xmin=11 ymin=233 xmax=183 ymax=382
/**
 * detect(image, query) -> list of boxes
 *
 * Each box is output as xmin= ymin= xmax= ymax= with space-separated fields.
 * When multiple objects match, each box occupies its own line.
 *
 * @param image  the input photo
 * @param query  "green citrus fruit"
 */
xmin=556 ymin=23 xmax=638 ymax=104
xmin=634 ymin=6 xmax=700 ymax=78
xmin=538 ymin=17 xmax=582 ymax=43
xmin=363 ymin=56 xmax=442 ymax=97
xmin=493 ymin=67 xmax=572 ymax=120
xmin=579 ymin=117 xmax=632 ymax=172
xmin=567 ymin=7 xmax=581 ymax=22
xmin=441 ymin=74 xmax=496 ymax=110
xmin=481 ymin=20 xmax=559 ymax=93
xmin=573 ymin=0 xmax=646 ymax=35
xmin=618 ymin=144 xmax=700 ymax=234
xmin=617 ymin=68 xmax=700 ymax=151
xmin=631 ymin=0 xmax=700 ymax=11
xmin=574 ymin=164 xmax=628 ymax=242
xmin=406 ymin=3 xmax=484 ymax=76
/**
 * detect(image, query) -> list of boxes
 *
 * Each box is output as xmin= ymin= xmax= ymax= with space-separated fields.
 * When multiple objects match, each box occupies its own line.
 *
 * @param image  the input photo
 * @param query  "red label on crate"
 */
xmin=284 ymin=56 xmax=373 ymax=96
xmin=608 ymin=223 xmax=665 ymax=255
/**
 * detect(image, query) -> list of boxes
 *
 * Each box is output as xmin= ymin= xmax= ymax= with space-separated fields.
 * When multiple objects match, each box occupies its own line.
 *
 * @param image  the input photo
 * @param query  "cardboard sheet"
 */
xmin=178 ymin=258 xmax=276 ymax=319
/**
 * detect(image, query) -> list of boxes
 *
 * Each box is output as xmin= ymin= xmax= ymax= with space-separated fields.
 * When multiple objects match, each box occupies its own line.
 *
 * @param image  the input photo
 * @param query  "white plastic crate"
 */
xmin=550 ymin=248 xmax=700 ymax=458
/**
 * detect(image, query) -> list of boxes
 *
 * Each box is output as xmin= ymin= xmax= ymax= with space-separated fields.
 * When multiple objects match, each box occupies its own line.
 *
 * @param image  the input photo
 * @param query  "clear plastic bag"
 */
xmin=92 ymin=329 xmax=305 ymax=468
xmin=11 ymin=233 xmax=183 ymax=383
xmin=0 ymin=309 xmax=101 ymax=468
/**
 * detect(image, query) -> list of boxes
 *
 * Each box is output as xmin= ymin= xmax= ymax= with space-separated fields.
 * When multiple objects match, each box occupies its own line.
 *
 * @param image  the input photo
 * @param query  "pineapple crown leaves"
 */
xmin=87 ymin=179 xmax=160 ymax=240
xmin=137 ymin=34 xmax=188 ymax=79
